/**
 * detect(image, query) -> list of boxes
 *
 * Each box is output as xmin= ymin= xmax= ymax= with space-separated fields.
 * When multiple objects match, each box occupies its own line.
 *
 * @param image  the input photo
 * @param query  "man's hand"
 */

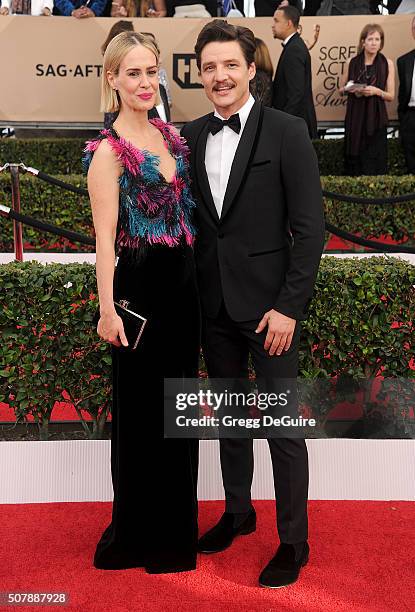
xmin=79 ymin=6 xmax=95 ymax=16
xmin=72 ymin=6 xmax=95 ymax=17
xmin=0 ymin=6 xmax=9 ymax=14
xmin=255 ymin=309 xmax=296 ymax=356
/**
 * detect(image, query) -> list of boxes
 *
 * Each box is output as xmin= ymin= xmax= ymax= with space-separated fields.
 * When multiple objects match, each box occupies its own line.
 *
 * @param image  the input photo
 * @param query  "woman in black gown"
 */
xmin=84 ymin=31 xmax=200 ymax=574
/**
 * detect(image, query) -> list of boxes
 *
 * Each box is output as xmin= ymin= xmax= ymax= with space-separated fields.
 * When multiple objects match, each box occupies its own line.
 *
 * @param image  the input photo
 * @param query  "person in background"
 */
xmin=140 ymin=0 xmax=167 ymax=16
xmin=397 ymin=15 xmax=415 ymax=173
xmin=101 ymin=20 xmax=135 ymax=56
xmin=271 ymin=5 xmax=318 ymax=138
xmin=386 ymin=0 xmax=401 ymax=11
xmin=317 ymin=0 xmax=379 ymax=14
xmin=101 ymin=21 xmax=170 ymax=128
xmin=303 ymin=0 xmax=321 ymax=13
xmin=54 ymin=0 xmax=107 ymax=17
xmin=165 ymin=0 xmax=213 ymax=16
xmin=255 ymin=0 xmax=302 ymax=18
xmin=107 ymin=0 xmax=167 ymax=16
xmin=249 ymin=37 xmax=273 ymax=105
xmin=339 ymin=23 xmax=395 ymax=176
xmin=395 ymin=0 xmax=415 ymax=13
xmin=110 ymin=0 xmax=137 ymax=16
xmin=0 ymin=0 xmax=52 ymax=14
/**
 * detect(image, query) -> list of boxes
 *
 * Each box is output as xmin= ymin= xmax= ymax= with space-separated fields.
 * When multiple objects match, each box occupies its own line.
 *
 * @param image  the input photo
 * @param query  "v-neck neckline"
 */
xmin=110 ymin=120 xmax=177 ymax=185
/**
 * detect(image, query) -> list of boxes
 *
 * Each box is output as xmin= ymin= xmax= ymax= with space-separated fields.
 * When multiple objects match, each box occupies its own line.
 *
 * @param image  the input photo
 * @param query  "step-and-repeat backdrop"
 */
xmin=0 ymin=14 xmax=413 ymax=124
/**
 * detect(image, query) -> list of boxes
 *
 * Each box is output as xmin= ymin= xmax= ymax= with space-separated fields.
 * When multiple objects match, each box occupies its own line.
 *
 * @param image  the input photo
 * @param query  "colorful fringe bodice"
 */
xmin=83 ymin=119 xmax=196 ymax=254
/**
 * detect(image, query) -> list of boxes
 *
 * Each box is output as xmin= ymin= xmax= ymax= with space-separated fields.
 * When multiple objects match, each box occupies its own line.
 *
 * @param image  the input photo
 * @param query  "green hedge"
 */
xmin=0 ymin=137 xmax=408 ymax=176
xmin=1 ymin=258 xmax=414 ymax=439
xmin=322 ymin=174 xmax=415 ymax=246
xmin=1 ymin=174 xmax=414 ymax=251
xmin=313 ymin=138 xmax=407 ymax=176
xmin=0 ymin=174 xmax=94 ymax=252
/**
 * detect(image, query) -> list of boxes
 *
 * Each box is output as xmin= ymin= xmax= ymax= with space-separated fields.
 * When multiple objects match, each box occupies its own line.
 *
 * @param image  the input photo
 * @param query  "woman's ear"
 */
xmin=107 ymin=71 xmax=116 ymax=90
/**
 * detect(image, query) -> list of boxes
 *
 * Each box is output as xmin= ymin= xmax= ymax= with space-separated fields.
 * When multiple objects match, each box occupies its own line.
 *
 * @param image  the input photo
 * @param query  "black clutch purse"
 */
xmin=93 ymin=299 xmax=147 ymax=350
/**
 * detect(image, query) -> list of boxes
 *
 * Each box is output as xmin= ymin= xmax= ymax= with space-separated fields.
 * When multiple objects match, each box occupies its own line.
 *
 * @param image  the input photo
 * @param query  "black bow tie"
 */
xmin=208 ymin=113 xmax=241 ymax=136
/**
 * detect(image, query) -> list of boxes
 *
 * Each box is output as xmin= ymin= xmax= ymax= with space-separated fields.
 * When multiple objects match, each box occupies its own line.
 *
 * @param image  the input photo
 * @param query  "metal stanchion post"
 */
xmin=10 ymin=164 xmax=23 ymax=262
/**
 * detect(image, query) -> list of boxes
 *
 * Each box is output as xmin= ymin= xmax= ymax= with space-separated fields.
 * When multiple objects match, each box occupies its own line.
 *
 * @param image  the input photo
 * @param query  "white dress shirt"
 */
xmin=282 ymin=32 xmax=297 ymax=47
xmin=205 ymin=94 xmax=255 ymax=218
xmin=409 ymin=59 xmax=415 ymax=107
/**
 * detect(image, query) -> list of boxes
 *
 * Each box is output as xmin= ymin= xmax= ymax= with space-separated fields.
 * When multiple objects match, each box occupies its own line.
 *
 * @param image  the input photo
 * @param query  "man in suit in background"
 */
xmin=303 ymin=0 xmax=322 ymax=13
xmin=271 ymin=5 xmax=318 ymax=138
xmin=181 ymin=19 xmax=325 ymax=588
xmin=397 ymin=15 xmax=415 ymax=173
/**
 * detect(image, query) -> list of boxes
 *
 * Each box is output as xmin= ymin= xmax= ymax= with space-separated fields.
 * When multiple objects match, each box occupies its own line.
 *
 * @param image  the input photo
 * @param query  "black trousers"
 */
xmin=202 ymin=302 xmax=308 ymax=546
xmin=400 ymin=110 xmax=415 ymax=174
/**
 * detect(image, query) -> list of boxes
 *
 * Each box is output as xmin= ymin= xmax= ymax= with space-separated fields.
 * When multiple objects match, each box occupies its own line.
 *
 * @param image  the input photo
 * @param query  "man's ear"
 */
xmin=248 ymin=62 xmax=256 ymax=81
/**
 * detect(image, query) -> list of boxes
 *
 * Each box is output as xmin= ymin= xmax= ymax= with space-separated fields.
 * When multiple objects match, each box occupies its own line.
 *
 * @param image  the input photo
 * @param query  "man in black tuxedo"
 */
xmin=397 ymin=16 xmax=415 ymax=173
xmin=181 ymin=20 xmax=325 ymax=588
xmin=271 ymin=6 xmax=318 ymax=138
xmin=303 ymin=0 xmax=322 ymax=13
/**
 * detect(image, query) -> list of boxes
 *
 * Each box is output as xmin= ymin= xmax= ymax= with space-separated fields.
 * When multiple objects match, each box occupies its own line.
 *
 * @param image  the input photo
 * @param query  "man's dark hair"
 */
xmin=277 ymin=6 xmax=301 ymax=29
xmin=194 ymin=19 xmax=256 ymax=70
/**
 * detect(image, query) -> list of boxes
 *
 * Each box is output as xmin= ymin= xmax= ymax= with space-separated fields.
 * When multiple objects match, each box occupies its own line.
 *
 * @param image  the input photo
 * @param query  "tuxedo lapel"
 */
xmin=220 ymin=101 xmax=263 ymax=222
xmin=195 ymin=116 xmax=220 ymax=224
xmin=274 ymin=33 xmax=299 ymax=78
xmin=406 ymin=51 xmax=415 ymax=98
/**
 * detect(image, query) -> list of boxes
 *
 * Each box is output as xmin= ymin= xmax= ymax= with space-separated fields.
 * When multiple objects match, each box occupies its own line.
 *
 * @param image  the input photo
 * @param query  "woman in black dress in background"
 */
xmin=84 ymin=31 xmax=199 ymax=574
xmin=249 ymin=38 xmax=273 ymax=106
xmin=339 ymin=24 xmax=395 ymax=175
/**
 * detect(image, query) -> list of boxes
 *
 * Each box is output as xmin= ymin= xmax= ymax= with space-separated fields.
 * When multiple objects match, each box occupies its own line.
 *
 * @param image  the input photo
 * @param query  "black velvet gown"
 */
xmin=83 ymin=120 xmax=200 ymax=574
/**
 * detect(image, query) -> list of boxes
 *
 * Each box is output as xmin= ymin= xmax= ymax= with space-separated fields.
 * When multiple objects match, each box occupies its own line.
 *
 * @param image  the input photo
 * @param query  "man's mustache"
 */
xmin=212 ymin=82 xmax=235 ymax=91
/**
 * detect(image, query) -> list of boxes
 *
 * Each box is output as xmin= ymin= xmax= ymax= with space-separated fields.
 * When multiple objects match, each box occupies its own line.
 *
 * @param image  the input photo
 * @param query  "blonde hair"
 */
xmin=101 ymin=31 xmax=160 ymax=113
xmin=357 ymin=24 xmax=385 ymax=55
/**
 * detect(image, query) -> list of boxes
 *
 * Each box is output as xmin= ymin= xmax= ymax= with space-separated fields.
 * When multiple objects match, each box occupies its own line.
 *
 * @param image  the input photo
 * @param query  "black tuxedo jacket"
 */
xmin=397 ymin=49 xmax=415 ymax=120
xmin=181 ymin=102 xmax=325 ymax=323
xmin=271 ymin=33 xmax=318 ymax=139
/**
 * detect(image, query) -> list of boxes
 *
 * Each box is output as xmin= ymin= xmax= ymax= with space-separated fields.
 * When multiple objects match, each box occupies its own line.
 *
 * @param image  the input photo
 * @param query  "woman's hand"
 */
xmin=146 ymin=7 xmax=166 ymax=16
xmin=361 ymin=86 xmax=379 ymax=97
xmin=0 ymin=6 xmax=9 ymax=14
xmin=97 ymin=311 xmax=129 ymax=348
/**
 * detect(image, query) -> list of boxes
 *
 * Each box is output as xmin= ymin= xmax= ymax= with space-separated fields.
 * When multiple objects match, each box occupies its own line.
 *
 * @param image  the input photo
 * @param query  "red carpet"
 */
xmin=0 ymin=500 xmax=413 ymax=611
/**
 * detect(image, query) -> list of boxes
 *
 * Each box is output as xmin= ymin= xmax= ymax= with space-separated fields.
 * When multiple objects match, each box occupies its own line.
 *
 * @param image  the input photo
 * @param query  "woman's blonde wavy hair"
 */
xmin=101 ymin=31 xmax=160 ymax=113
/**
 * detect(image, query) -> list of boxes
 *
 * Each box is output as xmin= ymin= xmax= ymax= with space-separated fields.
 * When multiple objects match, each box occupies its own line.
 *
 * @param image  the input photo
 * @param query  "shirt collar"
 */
xmin=213 ymin=94 xmax=255 ymax=131
xmin=283 ymin=32 xmax=296 ymax=46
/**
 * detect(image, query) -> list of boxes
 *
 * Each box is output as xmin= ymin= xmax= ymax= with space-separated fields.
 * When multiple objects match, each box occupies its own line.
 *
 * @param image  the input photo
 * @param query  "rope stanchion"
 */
xmin=322 ymin=189 xmax=415 ymax=205
xmin=1 ymin=203 xmax=414 ymax=254
xmin=18 ymin=162 xmax=415 ymax=205
xmin=1 ymin=160 xmax=414 ymax=254
xmin=0 ymin=204 xmax=95 ymax=247
xmin=24 ymin=166 xmax=89 ymax=198
xmin=325 ymin=222 xmax=415 ymax=254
